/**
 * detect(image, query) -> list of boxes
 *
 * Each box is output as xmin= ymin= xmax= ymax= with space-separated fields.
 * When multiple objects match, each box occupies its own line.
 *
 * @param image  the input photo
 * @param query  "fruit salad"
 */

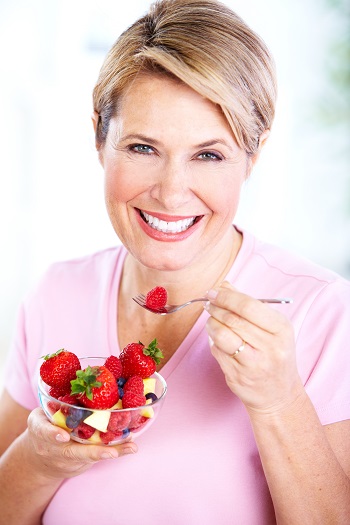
xmin=38 ymin=340 xmax=167 ymax=445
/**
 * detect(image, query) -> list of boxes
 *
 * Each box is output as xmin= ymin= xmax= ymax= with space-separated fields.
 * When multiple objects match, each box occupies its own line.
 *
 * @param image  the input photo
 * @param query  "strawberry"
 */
xmin=40 ymin=349 xmax=81 ymax=389
xmin=119 ymin=339 xmax=164 ymax=379
xmin=70 ymin=365 xmax=119 ymax=409
xmin=145 ymin=286 xmax=168 ymax=310
xmin=122 ymin=389 xmax=146 ymax=409
xmin=104 ymin=355 xmax=122 ymax=380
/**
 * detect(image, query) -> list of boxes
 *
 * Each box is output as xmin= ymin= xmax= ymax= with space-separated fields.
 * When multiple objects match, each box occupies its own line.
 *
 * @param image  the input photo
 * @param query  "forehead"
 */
xmin=115 ymin=73 xmax=236 ymax=141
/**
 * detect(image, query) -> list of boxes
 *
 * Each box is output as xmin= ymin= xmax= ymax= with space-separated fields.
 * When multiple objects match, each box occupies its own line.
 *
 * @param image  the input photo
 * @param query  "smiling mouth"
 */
xmin=139 ymin=210 xmax=201 ymax=233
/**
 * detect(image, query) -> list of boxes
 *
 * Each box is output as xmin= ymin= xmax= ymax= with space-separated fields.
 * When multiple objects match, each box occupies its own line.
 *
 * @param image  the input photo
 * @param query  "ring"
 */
xmin=231 ymin=340 xmax=246 ymax=358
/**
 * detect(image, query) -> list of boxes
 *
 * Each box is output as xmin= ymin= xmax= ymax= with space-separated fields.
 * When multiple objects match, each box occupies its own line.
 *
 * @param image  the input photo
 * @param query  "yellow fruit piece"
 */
xmin=140 ymin=399 xmax=154 ymax=418
xmin=52 ymin=409 xmax=71 ymax=432
xmin=143 ymin=377 xmax=156 ymax=396
xmin=83 ymin=410 xmax=111 ymax=432
xmin=111 ymin=399 xmax=123 ymax=409
xmin=88 ymin=429 xmax=102 ymax=443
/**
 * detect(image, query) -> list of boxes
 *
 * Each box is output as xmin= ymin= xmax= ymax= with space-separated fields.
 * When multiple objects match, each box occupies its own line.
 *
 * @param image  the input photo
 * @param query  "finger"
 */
xmin=205 ymin=302 xmax=272 ymax=350
xmin=28 ymin=408 xmax=138 ymax=461
xmin=206 ymin=316 xmax=253 ymax=359
xmin=207 ymin=281 xmax=290 ymax=335
xmin=60 ymin=439 xmax=138 ymax=463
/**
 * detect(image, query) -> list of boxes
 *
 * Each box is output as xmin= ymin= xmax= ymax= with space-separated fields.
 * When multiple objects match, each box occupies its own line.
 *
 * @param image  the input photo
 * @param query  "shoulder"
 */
xmin=24 ymin=245 xmax=127 ymax=306
xmin=241 ymin=228 xmax=348 ymax=289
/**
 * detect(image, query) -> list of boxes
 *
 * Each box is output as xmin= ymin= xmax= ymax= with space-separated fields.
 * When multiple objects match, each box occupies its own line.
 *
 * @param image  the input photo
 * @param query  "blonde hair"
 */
xmin=93 ymin=0 xmax=277 ymax=155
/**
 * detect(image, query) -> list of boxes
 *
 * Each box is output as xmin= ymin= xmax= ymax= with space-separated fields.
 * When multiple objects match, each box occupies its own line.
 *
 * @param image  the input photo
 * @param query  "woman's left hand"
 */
xmin=205 ymin=281 xmax=304 ymax=414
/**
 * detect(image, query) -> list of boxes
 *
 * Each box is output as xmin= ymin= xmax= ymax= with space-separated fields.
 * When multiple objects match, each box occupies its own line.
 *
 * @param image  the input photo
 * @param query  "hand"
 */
xmin=25 ymin=408 xmax=138 ymax=479
xmin=205 ymin=282 xmax=304 ymax=414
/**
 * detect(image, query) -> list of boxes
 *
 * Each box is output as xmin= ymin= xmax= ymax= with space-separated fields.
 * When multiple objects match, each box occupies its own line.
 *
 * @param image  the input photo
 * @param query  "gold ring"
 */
xmin=231 ymin=340 xmax=246 ymax=358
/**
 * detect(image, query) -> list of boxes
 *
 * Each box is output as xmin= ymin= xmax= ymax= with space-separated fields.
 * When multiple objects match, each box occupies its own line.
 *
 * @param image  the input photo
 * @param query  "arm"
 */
xmin=0 ymin=389 xmax=137 ymax=525
xmin=205 ymin=282 xmax=350 ymax=524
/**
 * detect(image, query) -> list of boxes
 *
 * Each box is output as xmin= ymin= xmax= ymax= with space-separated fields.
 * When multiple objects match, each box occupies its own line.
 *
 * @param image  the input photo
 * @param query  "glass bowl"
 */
xmin=38 ymin=356 xmax=167 ymax=446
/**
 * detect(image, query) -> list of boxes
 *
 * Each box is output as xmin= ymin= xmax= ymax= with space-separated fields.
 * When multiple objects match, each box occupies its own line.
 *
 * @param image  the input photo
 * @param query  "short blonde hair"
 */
xmin=93 ymin=0 xmax=277 ymax=155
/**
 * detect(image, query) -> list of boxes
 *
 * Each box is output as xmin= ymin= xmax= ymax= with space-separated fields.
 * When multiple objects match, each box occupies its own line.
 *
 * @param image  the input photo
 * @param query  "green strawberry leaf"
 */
xmin=70 ymin=366 xmax=102 ymax=400
xmin=143 ymin=338 xmax=164 ymax=365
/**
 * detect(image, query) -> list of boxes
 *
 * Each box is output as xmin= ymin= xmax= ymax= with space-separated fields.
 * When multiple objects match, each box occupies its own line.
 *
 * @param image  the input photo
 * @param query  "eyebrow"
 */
xmin=120 ymin=134 xmax=234 ymax=151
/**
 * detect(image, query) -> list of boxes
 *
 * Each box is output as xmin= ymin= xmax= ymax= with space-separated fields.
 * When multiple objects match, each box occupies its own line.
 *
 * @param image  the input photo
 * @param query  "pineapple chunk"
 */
xmin=52 ymin=409 xmax=71 ymax=432
xmin=143 ymin=377 xmax=156 ymax=396
xmin=88 ymin=429 xmax=102 ymax=443
xmin=83 ymin=410 xmax=111 ymax=432
xmin=140 ymin=399 xmax=154 ymax=418
xmin=111 ymin=399 xmax=123 ymax=409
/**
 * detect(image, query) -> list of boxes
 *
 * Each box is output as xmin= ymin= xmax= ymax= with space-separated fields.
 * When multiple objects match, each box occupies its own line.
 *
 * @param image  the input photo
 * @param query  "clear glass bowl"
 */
xmin=38 ymin=357 xmax=167 ymax=446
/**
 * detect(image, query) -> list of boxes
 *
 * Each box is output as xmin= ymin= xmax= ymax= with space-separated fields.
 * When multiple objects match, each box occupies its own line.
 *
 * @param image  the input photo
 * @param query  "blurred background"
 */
xmin=0 ymin=0 xmax=349 ymax=376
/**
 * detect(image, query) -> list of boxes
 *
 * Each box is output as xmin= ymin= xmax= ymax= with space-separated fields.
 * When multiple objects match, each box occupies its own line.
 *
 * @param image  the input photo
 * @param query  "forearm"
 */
xmin=248 ymin=389 xmax=350 ymax=525
xmin=0 ymin=431 xmax=62 ymax=525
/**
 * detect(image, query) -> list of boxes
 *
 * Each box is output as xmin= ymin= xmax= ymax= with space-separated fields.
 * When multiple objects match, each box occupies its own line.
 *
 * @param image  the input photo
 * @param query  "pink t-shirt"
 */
xmin=4 ymin=227 xmax=350 ymax=525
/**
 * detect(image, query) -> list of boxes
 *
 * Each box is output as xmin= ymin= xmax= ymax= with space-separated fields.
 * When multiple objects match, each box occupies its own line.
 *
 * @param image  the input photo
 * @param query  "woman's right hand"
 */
xmin=26 ymin=407 xmax=138 ymax=479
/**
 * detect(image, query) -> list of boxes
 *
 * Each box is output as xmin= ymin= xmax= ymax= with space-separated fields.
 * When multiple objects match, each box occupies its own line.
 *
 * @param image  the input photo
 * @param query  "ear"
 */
xmin=91 ymin=111 xmax=102 ymax=151
xmin=250 ymin=129 xmax=270 ymax=167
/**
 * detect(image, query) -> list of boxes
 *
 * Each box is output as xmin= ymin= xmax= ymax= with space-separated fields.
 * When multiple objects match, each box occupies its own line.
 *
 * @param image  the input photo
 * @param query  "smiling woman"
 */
xmin=0 ymin=1 xmax=350 ymax=524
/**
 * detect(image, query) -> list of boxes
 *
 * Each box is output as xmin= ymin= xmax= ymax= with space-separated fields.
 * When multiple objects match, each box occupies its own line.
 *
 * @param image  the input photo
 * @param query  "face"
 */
xmin=97 ymin=74 xmax=253 ymax=271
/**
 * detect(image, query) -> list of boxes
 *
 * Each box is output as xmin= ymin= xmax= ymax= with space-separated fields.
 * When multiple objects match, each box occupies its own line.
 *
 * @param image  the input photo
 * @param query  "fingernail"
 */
xmin=55 ymin=434 xmax=68 ymax=442
xmin=206 ymin=289 xmax=218 ymax=301
xmin=101 ymin=452 xmax=118 ymax=460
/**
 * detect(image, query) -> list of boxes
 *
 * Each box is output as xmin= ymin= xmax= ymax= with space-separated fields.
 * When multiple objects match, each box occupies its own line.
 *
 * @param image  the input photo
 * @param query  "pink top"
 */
xmin=5 ymin=227 xmax=350 ymax=525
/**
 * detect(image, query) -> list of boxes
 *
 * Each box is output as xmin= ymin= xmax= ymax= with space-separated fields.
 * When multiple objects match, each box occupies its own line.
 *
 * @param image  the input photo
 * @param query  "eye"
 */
xmin=197 ymin=151 xmax=223 ymax=161
xmin=129 ymin=144 xmax=154 ymax=154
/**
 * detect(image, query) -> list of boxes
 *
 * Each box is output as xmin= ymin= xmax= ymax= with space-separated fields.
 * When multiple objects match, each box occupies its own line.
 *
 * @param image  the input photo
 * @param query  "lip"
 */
xmin=135 ymin=208 xmax=203 ymax=242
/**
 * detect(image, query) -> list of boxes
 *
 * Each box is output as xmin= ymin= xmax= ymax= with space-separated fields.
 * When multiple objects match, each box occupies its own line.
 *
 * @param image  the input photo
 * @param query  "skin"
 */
xmin=0 ymin=73 xmax=349 ymax=524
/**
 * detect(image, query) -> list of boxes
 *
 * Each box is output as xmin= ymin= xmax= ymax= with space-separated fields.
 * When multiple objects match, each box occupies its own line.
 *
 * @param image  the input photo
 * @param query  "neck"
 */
xmin=120 ymin=226 xmax=242 ymax=303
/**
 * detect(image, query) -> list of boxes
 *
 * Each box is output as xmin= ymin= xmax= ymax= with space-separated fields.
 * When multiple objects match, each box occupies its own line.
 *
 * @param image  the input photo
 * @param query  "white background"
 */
xmin=0 ymin=0 xmax=349 ymax=375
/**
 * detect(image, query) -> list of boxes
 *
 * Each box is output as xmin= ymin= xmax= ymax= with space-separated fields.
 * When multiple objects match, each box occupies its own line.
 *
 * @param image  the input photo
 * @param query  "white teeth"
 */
xmin=141 ymin=211 xmax=196 ymax=233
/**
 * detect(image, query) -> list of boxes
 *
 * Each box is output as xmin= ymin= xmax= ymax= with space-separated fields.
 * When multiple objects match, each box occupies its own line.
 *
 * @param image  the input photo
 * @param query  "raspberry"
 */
xmin=104 ymin=355 xmax=123 ymax=380
xmin=100 ymin=429 xmax=123 ymax=444
xmin=145 ymin=286 xmax=167 ymax=310
xmin=122 ymin=390 xmax=146 ymax=409
xmin=124 ymin=375 xmax=144 ymax=395
xmin=75 ymin=421 xmax=95 ymax=440
xmin=129 ymin=414 xmax=148 ymax=432
xmin=108 ymin=411 xmax=131 ymax=432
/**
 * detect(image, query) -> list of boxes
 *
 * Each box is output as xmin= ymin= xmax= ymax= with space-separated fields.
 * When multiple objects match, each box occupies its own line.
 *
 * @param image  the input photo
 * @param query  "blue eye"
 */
xmin=198 ymin=151 xmax=222 ymax=161
xmin=130 ymin=144 xmax=154 ymax=154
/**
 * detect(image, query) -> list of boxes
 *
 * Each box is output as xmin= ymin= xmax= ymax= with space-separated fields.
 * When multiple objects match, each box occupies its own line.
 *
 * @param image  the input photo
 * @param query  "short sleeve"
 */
xmin=298 ymin=279 xmax=350 ymax=425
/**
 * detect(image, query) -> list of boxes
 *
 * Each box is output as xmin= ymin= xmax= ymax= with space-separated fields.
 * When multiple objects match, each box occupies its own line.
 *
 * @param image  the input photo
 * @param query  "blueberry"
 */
xmin=66 ymin=415 xmax=80 ymax=429
xmin=145 ymin=393 xmax=158 ymax=402
xmin=122 ymin=428 xmax=130 ymax=438
xmin=69 ymin=408 xmax=86 ymax=423
xmin=118 ymin=386 xmax=124 ymax=398
xmin=117 ymin=377 xmax=127 ymax=387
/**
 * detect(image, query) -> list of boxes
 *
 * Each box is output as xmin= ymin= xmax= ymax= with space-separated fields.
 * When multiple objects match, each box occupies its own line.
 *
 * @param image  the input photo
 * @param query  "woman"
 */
xmin=0 ymin=1 xmax=349 ymax=523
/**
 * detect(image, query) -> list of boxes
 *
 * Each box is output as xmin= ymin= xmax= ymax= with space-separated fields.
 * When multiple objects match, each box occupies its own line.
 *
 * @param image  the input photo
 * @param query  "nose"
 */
xmin=149 ymin=159 xmax=193 ymax=211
